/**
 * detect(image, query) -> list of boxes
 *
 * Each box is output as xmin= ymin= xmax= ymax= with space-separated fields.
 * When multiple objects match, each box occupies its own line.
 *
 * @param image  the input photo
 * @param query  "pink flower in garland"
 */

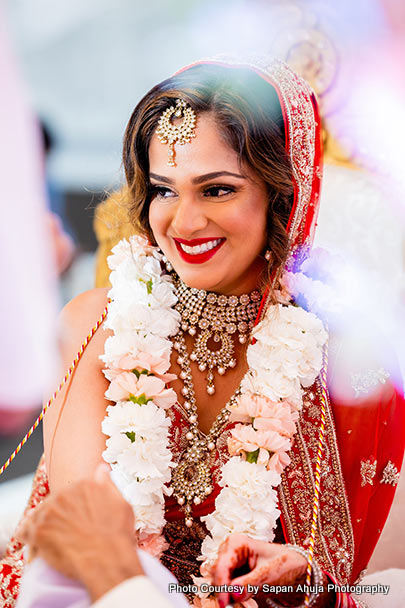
xmin=105 ymin=371 xmax=176 ymax=409
xmin=227 ymin=424 xmax=291 ymax=457
xmin=230 ymin=392 xmax=298 ymax=437
xmin=138 ymin=533 xmax=169 ymax=558
xmin=118 ymin=352 xmax=177 ymax=383
xmin=267 ymin=450 xmax=292 ymax=474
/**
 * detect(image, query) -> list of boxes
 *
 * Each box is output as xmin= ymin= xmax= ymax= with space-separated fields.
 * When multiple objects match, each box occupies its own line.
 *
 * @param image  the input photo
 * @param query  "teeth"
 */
xmin=179 ymin=239 xmax=222 ymax=255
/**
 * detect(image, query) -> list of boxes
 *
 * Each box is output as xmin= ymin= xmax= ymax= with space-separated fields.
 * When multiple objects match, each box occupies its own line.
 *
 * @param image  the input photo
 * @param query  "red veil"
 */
xmin=1 ymin=58 xmax=404 ymax=608
xmin=176 ymin=57 xmax=405 ymax=604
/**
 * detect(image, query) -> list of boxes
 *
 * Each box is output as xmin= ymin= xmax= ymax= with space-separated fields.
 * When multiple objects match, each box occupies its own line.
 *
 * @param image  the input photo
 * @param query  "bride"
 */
xmin=1 ymin=57 xmax=404 ymax=608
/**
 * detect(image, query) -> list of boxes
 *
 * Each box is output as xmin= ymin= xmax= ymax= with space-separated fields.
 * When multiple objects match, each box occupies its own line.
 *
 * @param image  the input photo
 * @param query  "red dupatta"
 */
xmin=177 ymin=57 xmax=405 ymax=592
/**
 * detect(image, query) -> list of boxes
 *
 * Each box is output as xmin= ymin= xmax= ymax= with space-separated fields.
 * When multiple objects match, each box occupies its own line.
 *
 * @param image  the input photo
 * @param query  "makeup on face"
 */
xmin=148 ymin=113 xmax=269 ymax=295
xmin=173 ymin=237 xmax=226 ymax=264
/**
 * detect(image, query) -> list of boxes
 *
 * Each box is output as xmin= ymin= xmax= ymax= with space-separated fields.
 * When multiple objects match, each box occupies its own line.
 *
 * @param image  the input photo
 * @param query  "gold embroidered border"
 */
xmin=278 ymin=378 xmax=354 ymax=583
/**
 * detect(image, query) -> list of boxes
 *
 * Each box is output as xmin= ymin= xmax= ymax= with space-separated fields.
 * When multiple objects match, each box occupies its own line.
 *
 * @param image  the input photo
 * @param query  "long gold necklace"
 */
xmin=171 ymin=331 xmax=239 ymax=526
xmin=170 ymin=280 xmax=261 ymax=526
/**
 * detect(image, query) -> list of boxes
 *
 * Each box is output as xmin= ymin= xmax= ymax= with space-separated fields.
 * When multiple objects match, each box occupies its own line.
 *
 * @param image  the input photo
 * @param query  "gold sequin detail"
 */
xmin=380 ymin=461 xmax=400 ymax=486
xmin=360 ymin=458 xmax=377 ymax=487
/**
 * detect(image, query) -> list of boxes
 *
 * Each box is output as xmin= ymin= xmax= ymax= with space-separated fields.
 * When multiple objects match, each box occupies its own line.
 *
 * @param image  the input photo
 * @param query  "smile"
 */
xmin=173 ymin=238 xmax=225 ymax=264
xmin=179 ymin=238 xmax=222 ymax=254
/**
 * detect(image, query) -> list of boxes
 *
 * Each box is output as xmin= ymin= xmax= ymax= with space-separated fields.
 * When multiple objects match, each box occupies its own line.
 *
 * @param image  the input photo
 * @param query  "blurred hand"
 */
xmin=46 ymin=212 xmax=75 ymax=275
xmin=19 ymin=465 xmax=143 ymax=601
xmin=213 ymin=534 xmax=307 ymax=607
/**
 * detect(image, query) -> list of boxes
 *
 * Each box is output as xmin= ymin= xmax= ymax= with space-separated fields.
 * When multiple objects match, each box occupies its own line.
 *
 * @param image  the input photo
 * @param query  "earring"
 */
xmin=162 ymin=254 xmax=173 ymax=272
xmin=264 ymin=250 xmax=272 ymax=262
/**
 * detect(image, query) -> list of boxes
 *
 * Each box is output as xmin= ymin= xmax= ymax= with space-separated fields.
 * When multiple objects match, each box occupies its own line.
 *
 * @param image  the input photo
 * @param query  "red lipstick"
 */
xmin=173 ymin=237 xmax=225 ymax=264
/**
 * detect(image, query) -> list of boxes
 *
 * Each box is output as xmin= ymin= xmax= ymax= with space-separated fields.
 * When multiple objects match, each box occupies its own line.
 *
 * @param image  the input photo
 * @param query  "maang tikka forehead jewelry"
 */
xmin=155 ymin=98 xmax=197 ymax=166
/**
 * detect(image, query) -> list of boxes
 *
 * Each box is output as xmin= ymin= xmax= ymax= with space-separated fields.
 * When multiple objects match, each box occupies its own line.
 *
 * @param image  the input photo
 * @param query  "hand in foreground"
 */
xmin=213 ymin=534 xmax=307 ymax=607
xmin=19 ymin=465 xmax=143 ymax=602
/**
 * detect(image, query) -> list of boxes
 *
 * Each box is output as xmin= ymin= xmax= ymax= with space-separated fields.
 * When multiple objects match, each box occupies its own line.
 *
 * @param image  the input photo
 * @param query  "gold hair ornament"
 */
xmin=156 ymin=99 xmax=196 ymax=166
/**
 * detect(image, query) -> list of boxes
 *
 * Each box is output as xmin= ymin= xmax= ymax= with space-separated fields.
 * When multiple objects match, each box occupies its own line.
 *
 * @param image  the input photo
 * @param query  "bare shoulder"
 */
xmin=60 ymin=287 xmax=109 ymax=333
xmin=44 ymin=288 xmax=112 ymax=492
xmin=57 ymin=288 xmax=109 ymax=361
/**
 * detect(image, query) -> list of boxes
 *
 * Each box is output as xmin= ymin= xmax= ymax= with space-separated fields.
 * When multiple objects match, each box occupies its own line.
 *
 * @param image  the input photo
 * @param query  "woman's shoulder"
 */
xmin=61 ymin=287 xmax=109 ymax=318
xmin=44 ymin=288 xmax=112 ymax=491
xmin=59 ymin=287 xmax=109 ymax=338
xmin=56 ymin=288 xmax=111 ymax=371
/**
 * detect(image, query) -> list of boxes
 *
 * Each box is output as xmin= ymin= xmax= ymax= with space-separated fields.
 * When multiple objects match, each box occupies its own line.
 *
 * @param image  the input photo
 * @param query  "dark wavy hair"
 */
xmin=123 ymin=64 xmax=294 ymax=274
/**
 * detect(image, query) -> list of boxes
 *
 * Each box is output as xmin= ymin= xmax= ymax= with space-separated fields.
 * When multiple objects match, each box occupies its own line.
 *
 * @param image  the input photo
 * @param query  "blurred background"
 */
xmin=0 ymin=0 xmax=404 ymax=579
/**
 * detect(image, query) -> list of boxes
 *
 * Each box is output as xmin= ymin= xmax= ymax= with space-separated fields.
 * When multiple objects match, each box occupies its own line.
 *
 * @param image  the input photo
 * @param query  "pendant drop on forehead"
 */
xmin=155 ymin=99 xmax=197 ymax=166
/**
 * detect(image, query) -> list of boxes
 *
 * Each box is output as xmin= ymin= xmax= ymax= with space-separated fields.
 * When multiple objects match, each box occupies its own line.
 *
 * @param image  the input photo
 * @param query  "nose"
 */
xmin=170 ymin=195 xmax=208 ymax=237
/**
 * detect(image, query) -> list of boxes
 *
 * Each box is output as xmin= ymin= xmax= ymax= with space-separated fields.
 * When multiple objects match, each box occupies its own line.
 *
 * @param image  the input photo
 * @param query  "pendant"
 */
xmin=171 ymin=447 xmax=214 ymax=524
xmin=191 ymin=329 xmax=236 ymax=395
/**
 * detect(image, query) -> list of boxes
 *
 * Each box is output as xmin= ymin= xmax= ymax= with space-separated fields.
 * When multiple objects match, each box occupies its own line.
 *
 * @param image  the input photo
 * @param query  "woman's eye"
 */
xmin=204 ymin=186 xmax=235 ymax=198
xmin=150 ymin=186 xmax=176 ymax=199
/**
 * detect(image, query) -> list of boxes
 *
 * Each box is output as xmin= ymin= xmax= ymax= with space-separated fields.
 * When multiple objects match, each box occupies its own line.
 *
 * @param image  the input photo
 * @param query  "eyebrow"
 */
xmin=149 ymin=171 xmax=246 ymax=185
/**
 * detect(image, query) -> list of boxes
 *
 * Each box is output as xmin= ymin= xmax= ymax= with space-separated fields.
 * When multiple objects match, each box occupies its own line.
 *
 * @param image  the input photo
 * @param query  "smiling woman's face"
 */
xmin=148 ymin=112 xmax=269 ymax=295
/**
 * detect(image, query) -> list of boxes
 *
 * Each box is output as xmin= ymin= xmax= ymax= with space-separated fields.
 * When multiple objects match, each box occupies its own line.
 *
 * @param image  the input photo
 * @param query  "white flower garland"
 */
xmin=100 ymin=237 xmax=180 ymax=545
xmin=100 ymin=236 xmax=327 ymax=601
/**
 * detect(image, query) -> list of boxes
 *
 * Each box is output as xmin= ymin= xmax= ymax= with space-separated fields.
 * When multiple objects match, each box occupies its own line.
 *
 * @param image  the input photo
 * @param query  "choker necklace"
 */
xmin=173 ymin=277 xmax=261 ymax=395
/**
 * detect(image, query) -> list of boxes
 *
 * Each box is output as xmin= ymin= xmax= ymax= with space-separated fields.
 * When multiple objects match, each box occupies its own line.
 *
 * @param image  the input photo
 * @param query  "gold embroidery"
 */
xmin=360 ymin=458 xmax=377 ymax=487
xmin=278 ymin=377 xmax=354 ymax=584
xmin=380 ymin=461 xmax=400 ymax=486
xmin=0 ymin=456 xmax=49 ymax=608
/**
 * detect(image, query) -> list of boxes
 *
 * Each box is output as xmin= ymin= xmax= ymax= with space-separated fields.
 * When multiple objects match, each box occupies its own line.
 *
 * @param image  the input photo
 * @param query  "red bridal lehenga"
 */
xmin=1 ymin=58 xmax=404 ymax=608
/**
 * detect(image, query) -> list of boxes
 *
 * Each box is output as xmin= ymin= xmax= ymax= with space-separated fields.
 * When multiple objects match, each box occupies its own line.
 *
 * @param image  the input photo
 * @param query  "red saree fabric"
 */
xmin=1 ymin=375 xmax=403 ymax=607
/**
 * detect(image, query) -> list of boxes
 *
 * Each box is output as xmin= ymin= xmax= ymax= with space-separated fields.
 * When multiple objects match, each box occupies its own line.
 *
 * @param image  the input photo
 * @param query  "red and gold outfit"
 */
xmin=1 ymin=376 xmax=404 ymax=607
xmin=1 ymin=57 xmax=404 ymax=607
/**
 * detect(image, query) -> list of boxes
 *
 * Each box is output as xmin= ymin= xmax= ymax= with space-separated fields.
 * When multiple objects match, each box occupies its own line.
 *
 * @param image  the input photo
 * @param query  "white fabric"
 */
xmin=93 ymin=576 xmax=178 ymax=608
xmin=354 ymin=569 xmax=405 ymax=608
xmin=16 ymin=551 xmax=189 ymax=608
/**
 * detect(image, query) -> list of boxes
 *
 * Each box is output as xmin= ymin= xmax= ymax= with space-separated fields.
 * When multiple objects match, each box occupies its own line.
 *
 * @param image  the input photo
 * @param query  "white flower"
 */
xmin=220 ymin=457 xmax=280 ymax=493
xmin=209 ymin=489 xmax=279 ymax=533
xmin=103 ymin=433 xmax=132 ymax=463
xmin=249 ymin=304 xmax=327 ymax=392
xmin=149 ymin=279 xmax=178 ymax=309
xmin=245 ymin=369 xmax=302 ymax=402
xmin=105 ymin=300 xmax=179 ymax=336
xmin=125 ymin=478 xmax=172 ymax=506
xmin=107 ymin=238 xmax=135 ymax=270
xmin=102 ymin=401 xmax=171 ymax=436
xmin=199 ymin=534 xmax=222 ymax=564
xmin=135 ymin=503 xmax=166 ymax=535
xmin=117 ymin=440 xmax=173 ymax=479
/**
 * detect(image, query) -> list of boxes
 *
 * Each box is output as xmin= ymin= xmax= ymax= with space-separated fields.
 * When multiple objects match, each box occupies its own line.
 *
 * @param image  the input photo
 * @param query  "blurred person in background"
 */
xmin=0 ymin=4 xmax=73 ymax=438
xmin=0 ymin=0 xmax=75 ymax=565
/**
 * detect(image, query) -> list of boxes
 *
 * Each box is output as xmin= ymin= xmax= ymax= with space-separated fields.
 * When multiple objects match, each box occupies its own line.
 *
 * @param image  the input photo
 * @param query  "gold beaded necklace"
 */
xmin=170 ymin=278 xmax=262 ymax=525
xmin=171 ymin=331 xmax=239 ymax=526
xmin=173 ymin=276 xmax=261 ymax=395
